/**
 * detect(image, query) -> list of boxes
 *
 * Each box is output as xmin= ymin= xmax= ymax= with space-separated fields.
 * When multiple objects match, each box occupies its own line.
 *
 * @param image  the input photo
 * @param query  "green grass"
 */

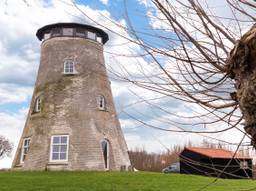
xmin=0 ymin=171 xmax=255 ymax=191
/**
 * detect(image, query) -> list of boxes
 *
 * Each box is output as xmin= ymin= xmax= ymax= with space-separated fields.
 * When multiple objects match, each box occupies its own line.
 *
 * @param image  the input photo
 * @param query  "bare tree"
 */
xmin=70 ymin=0 xmax=256 ymax=148
xmin=0 ymin=136 xmax=13 ymax=160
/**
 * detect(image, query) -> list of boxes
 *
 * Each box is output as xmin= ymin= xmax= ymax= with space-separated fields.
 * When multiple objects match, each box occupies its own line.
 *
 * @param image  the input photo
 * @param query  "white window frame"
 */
xmin=50 ymin=135 xmax=69 ymax=163
xmin=20 ymin=138 xmax=31 ymax=163
xmin=96 ymin=95 xmax=106 ymax=110
xmin=101 ymin=139 xmax=110 ymax=170
xmin=63 ymin=60 xmax=75 ymax=74
xmin=35 ymin=96 xmax=41 ymax=112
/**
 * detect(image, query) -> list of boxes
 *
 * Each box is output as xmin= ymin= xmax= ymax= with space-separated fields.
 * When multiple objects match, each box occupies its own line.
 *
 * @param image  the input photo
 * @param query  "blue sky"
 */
xmin=0 ymin=0 xmax=250 ymax=168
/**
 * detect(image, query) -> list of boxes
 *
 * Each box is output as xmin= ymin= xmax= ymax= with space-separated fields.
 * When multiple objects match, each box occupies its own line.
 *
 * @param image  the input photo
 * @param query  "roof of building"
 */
xmin=182 ymin=147 xmax=252 ymax=160
xmin=36 ymin=23 xmax=109 ymax=43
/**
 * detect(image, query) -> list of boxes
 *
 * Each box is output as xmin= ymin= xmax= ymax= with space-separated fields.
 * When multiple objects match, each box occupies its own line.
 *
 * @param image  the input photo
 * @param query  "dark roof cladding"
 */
xmin=183 ymin=147 xmax=252 ymax=160
xmin=36 ymin=23 xmax=109 ymax=44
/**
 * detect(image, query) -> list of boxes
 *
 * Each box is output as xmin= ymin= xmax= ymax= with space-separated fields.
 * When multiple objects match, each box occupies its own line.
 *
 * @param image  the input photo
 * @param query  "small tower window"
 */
xmin=34 ymin=96 xmax=41 ymax=112
xmin=76 ymin=28 xmax=86 ymax=37
xmin=44 ymin=33 xmax=51 ymax=40
xmin=96 ymin=36 xmax=103 ymax=43
xmin=96 ymin=95 xmax=106 ymax=110
xmin=20 ymin=138 xmax=31 ymax=163
xmin=51 ymin=28 xmax=61 ymax=37
xmin=88 ymin=31 xmax=96 ymax=40
xmin=63 ymin=28 xmax=73 ymax=36
xmin=50 ymin=135 xmax=69 ymax=162
xmin=64 ymin=60 xmax=75 ymax=74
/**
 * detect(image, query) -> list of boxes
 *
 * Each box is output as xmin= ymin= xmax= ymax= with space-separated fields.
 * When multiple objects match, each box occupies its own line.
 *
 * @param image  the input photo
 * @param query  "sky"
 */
xmin=0 ymin=0 xmax=253 ymax=168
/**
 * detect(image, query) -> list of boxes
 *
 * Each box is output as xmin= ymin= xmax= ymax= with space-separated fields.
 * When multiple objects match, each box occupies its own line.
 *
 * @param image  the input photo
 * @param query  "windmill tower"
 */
xmin=12 ymin=23 xmax=131 ymax=171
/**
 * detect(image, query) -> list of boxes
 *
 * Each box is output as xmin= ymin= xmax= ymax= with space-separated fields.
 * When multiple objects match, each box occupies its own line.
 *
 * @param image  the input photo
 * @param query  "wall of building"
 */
xmin=180 ymin=149 xmax=252 ymax=178
xmin=12 ymin=36 xmax=131 ymax=171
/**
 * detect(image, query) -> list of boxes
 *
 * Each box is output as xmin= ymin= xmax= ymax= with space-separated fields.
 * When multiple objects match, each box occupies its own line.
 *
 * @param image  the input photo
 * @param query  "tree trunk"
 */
xmin=227 ymin=24 xmax=256 ymax=147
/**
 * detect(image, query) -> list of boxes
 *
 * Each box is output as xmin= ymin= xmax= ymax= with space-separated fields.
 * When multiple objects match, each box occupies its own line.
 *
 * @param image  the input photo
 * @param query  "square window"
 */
xmin=52 ymin=28 xmax=61 ymax=37
xmin=44 ymin=33 xmax=51 ymax=40
xmin=76 ymin=28 xmax=85 ymax=37
xmin=63 ymin=28 xmax=73 ymax=36
xmin=50 ymin=135 xmax=69 ymax=162
xmin=240 ymin=161 xmax=248 ymax=169
xmin=96 ymin=36 xmax=102 ymax=43
xmin=88 ymin=31 xmax=96 ymax=40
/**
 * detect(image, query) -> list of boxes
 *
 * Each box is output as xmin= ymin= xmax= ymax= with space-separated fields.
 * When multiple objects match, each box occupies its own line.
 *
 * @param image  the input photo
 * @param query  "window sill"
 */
xmin=14 ymin=164 xmax=23 ymax=167
xmin=98 ymin=108 xmax=108 ymax=112
xmin=62 ymin=72 xmax=79 ymax=75
xmin=47 ymin=162 xmax=69 ymax=166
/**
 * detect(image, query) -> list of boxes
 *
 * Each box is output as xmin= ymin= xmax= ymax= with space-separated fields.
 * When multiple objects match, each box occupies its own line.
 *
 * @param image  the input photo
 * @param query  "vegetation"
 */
xmin=0 ymin=136 xmax=13 ymax=160
xmin=0 ymin=171 xmax=255 ymax=191
xmin=72 ymin=0 xmax=256 ymax=149
xmin=129 ymin=141 xmax=251 ymax=172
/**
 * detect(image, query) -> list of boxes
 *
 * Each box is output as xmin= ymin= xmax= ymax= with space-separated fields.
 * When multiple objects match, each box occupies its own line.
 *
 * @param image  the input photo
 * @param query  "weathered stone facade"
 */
xmin=12 ymin=23 xmax=131 ymax=171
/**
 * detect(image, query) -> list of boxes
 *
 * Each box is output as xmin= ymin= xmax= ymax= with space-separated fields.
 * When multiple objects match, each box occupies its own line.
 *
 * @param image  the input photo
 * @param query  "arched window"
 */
xmin=101 ymin=139 xmax=109 ymax=170
xmin=64 ymin=60 xmax=75 ymax=74
xmin=96 ymin=95 xmax=106 ymax=110
xmin=34 ymin=96 xmax=41 ymax=112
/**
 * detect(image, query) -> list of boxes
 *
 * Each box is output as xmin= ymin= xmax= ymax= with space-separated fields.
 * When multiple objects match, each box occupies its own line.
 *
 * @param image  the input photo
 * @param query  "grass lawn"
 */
xmin=0 ymin=171 xmax=255 ymax=191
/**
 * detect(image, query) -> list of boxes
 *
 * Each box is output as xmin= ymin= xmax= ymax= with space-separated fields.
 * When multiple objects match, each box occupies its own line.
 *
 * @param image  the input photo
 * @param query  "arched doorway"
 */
xmin=101 ymin=139 xmax=109 ymax=170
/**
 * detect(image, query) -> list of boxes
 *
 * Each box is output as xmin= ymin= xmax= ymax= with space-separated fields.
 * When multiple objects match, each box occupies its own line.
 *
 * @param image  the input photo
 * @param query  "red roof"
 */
xmin=183 ymin=147 xmax=252 ymax=160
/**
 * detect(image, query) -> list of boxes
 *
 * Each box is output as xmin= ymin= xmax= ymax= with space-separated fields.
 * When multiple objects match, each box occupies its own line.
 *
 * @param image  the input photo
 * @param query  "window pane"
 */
xmin=53 ymin=145 xmax=59 ymax=152
xmin=52 ymin=28 xmax=61 ymax=36
xmin=60 ymin=145 xmax=67 ymax=152
xmin=96 ymin=36 xmax=102 ymax=43
xmin=22 ymin=155 xmax=26 ymax=161
xmin=44 ymin=33 xmax=50 ymax=40
xmin=88 ymin=31 xmax=96 ymax=40
xmin=52 ymin=153 xmax=59 ymax=160
xmin=24 ymin=140 xmax=28 ymax=146
xmin=76 ymin=28 xmax=85 ymax=37
xmin=60 ymin=153 xmax=67 ymax=160
xmin=63 ymin=28 xmax=73 ymax=36
xmin=24 ymin=147 xmax=28 ymax=154
xmin=53 ymin=137 xmax=60 ymax=144
xmin=61 ymin=136 xmax=67 ymax=144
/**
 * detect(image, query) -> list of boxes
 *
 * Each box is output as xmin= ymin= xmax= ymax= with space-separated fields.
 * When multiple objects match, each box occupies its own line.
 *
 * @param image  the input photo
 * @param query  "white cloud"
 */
xmin=99 ymin=0 xmax=109 ymax=5
xmin=0 ymin=0 xmax=146 ymax=168
xmin=0 ymin=84 xmax=33 ymax=104
xmin=1 ymin=0 xmax=254 ymax=169
xmin=0 ymin=108 xmax=27 ymax=168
